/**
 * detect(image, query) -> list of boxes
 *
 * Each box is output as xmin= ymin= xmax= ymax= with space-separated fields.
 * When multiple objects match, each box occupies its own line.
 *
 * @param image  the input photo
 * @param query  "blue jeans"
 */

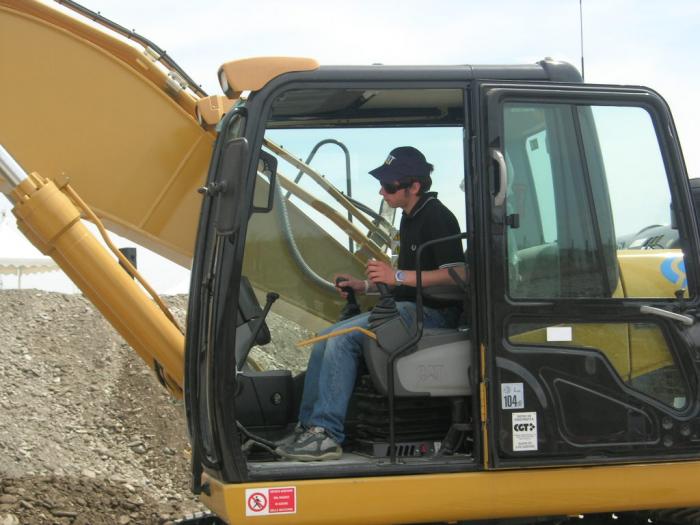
xmin=298 ymin=301 xmax=460 ymax=443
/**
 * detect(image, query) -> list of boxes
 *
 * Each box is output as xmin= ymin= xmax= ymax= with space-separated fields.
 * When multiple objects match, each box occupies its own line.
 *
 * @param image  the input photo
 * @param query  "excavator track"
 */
xmin=174 ymin=512 xmax=225 ymax=524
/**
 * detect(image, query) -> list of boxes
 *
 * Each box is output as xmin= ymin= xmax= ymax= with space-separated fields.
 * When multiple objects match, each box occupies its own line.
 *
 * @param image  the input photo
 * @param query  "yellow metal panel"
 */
xmin=218 ymin=57 xmax=319 ymax=98
xmin=0 ymin=4 xmax=212 ymax=265
xmin=0 ymin=0 xmax=200 ymax=115
xmin=618 ymin=249 xmax=686 ymax=298
xmin=202 ymin=461 xmax=700 ymax=524
xmin=629 ymin=323 xmax=674 ymax=378
xmin=511 ymin=323 xmax=631 ymax=381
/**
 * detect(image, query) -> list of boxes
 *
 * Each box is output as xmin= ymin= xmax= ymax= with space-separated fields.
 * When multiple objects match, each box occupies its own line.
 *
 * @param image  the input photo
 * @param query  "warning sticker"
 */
xmin=501 ymin=382 xmax=524 ymax=410
xmin=512 ymin=412 xmax=538 ymax=451
xmin=245 ymin=487 xmax=296 ymax=516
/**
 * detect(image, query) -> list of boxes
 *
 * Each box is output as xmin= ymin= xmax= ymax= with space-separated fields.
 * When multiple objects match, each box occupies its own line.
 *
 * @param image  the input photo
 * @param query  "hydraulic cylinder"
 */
xmin=0 ymin=146 xmax=184 ymax=397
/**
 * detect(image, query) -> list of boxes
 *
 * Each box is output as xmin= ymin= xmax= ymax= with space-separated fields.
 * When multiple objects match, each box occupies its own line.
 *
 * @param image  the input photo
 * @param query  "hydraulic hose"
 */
xmin=273 ymin=181 xmax=336 ymax=294
xmin=284 ymin=139 xmax=354 ymax=251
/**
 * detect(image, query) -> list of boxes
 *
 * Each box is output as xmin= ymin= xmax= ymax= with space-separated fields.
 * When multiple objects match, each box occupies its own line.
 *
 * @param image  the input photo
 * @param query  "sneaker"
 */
xmin=275 ymin=426 xmax=342 ymax=462
xmin=274 ymin=423 xmax=305 ymax=447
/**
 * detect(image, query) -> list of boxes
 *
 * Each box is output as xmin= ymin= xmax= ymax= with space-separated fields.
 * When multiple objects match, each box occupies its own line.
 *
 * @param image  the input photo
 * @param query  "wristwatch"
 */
xmin=394 ymin=270 xmax=406 ymax=284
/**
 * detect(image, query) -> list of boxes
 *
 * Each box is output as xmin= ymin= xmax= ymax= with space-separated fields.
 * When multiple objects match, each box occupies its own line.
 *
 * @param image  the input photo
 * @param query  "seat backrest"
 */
xmin=363 ymin=328 xmax=472 ymax=397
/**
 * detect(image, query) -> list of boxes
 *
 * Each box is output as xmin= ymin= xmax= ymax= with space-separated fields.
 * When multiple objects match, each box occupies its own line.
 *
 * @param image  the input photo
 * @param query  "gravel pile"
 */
xmin=0 ymin=290 xmax=311 ymax=524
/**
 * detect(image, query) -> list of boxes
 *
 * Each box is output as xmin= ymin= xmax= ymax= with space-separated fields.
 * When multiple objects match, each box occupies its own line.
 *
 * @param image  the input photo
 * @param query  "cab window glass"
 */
xmin=579 ymin=106 xmax=685 ymax=297
xmin=508 ymin=321 xmax=688 ymax=410
xmin=524 ymin=128 xmax=556 ymax=243
xmin=244 ymin=88 xmax=467 ymax=336
xmin=504 ymin=103 xmax=685 ymax=299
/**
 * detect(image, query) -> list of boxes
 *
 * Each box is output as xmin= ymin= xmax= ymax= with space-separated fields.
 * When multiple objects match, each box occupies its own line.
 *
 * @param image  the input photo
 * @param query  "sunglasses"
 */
xmin=381 ymin=180 xmax=413 ymax=194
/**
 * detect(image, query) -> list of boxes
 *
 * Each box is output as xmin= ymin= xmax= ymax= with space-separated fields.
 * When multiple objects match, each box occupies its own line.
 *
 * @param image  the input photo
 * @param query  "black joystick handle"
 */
xmin=335 ymin=277 xmax=358 ymax=305
xmin=336 ymin=277 xmax=361 ymax=321
xmin=375 ymin=282 xmax=391 ymax=298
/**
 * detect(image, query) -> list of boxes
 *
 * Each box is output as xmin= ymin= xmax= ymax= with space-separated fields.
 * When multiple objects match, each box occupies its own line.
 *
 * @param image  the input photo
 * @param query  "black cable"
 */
xmin=55 ymin=0 xmax=207 ymax=97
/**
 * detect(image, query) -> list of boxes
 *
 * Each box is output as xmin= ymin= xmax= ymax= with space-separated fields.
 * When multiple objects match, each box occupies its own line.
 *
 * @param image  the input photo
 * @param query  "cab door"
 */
xmin=186 ymin=107 xmax=253 ymax=485
xmin=475 ymin=83 xmax=700 ymax=467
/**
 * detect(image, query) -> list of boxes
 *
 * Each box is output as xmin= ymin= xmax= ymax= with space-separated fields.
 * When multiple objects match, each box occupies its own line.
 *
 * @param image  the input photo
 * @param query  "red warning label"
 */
xmin=247 ymin=492 xmax=267 ymax=513
xmin=245 ymin=487 xmax=296 ymax=516
xmin=269 ymin=487 xmax=295 ymax=513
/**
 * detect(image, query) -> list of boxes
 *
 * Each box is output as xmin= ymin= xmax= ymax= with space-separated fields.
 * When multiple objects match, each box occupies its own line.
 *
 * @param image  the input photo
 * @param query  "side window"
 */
xmin=504 ymin=102 xmax=686 ymax=299
xmin=580 ymin=106 xmax=684 ymax=297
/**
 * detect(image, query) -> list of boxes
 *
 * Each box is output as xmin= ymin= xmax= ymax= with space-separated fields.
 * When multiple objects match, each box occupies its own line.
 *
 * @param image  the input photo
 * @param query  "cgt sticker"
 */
xmin=512 ymin=412 xmax=538 ymax=451
xmin=245 ymin=487 xmax=296 ymax=517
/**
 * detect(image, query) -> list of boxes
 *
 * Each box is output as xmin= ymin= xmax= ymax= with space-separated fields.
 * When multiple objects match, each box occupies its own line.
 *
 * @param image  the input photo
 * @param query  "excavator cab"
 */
xmin=186 ymin=60 xmax=700 ymax=522
xmin=187 ymin=80 xmax=476 ymax=479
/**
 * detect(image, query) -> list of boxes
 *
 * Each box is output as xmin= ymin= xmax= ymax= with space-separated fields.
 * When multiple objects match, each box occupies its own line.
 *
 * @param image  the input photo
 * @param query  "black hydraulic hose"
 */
xmin=55 ymin=0 xmax=207 ymax=97
xmin=273 ymin=182 xmax=336 ymax=294
xmin=284 ymin=139 xmax=354 ymax=252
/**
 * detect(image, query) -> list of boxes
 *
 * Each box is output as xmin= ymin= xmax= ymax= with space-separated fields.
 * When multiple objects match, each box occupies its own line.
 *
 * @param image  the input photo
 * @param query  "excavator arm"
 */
xmin=0 ymin=0 xmax=212 ymax=265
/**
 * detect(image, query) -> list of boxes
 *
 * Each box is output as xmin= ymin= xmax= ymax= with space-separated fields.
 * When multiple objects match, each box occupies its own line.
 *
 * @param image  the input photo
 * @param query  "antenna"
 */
xmin=579 ymin=0 xmax=585 ymax=81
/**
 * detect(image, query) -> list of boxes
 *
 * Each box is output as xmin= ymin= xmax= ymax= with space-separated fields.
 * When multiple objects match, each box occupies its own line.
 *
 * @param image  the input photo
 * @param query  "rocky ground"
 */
xmin=0 ymin=290 xmax=311 ymax=524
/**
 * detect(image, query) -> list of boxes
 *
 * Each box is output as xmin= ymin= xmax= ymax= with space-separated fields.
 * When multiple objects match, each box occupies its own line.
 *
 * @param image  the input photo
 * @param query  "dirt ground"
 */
xmin=0 ymin=290 xmax=310 ymax=525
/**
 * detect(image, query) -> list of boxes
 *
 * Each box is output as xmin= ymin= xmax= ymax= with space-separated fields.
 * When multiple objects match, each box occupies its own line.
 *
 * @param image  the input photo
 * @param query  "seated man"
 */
xmin=276 ymin=146 xmax=465 ymax=461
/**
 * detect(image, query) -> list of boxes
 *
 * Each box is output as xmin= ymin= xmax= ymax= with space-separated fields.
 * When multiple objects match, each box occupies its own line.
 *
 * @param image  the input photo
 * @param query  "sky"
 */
xmin=2 ymin=0 xmax=699 ymax=293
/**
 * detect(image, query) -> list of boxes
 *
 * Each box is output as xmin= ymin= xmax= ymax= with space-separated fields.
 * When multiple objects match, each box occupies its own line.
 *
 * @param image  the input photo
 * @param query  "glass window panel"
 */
xmin=504 ymin=102 xmax=684 ymax=299
xmin=578 ymin=105 xmax=686 ymax=299
xmin=504 ymin=103 xmax=617 ymax=298
xmin=244 ymin=88 xmax=466 ymax=335
xmin=508 ymin=321 xmax=688 ymax=409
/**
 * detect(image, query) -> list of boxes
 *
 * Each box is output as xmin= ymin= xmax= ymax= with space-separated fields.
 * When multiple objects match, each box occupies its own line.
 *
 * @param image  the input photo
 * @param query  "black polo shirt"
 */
xmin=393 ymin=192 xmax=464 ymax=308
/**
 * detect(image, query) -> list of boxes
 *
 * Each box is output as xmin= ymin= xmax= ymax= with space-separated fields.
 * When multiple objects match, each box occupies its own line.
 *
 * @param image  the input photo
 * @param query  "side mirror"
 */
xmin=252 ymin=150 xmax=278 ymax=213
xmin=214 ymin=137 xmax=249 ymax=236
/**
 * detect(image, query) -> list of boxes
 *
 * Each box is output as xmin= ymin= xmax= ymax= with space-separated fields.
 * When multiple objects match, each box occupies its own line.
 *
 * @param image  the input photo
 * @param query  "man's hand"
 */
xmin=334 ymin=274 xmax=365 ymax=299
xmin=365 ymin=259 xmax=396 ymax=286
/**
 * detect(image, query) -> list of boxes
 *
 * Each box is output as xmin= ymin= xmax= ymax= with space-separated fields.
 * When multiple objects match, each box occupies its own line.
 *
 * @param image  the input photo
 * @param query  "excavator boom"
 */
xmin=0 ymin=0 xmax=211 ymax=265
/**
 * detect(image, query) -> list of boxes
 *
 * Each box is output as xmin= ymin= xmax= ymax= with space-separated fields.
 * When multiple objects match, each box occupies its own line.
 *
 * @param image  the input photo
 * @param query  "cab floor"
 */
xmin=246 ymin=450 xmax=475 ymax=480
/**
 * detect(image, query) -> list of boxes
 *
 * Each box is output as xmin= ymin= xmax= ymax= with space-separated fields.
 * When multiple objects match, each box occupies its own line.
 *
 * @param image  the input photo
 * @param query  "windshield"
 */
xmin=242 ymin=87 xmax=467 ymax=333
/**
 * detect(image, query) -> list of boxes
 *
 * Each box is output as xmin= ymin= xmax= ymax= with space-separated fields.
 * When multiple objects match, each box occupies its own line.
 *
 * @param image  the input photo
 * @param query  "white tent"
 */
xmin=0 ymin=202 xmax=188 ymax=294
xmin=0 ymin=211 xmax=60 ymax=288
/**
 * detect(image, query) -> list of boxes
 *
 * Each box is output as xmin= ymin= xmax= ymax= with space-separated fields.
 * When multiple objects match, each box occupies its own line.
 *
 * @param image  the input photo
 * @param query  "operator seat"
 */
xmin=360 ymin=283 xmax=472 ymax=455
xmin=362 ymin=284 xmax=472 ymax=397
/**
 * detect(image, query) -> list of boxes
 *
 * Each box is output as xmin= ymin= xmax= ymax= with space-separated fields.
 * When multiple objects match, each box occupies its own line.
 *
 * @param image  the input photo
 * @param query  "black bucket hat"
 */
xmin=369 ymin=146 xmax=433 ymax=182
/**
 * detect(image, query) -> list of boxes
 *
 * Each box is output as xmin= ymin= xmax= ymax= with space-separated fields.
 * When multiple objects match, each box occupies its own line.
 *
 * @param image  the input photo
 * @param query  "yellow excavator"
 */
xmin=3 ymin=1 xmax=700 ymax=524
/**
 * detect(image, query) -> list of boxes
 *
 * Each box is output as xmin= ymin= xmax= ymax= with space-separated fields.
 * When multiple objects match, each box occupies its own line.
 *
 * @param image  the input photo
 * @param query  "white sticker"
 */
xmin=501 ymin=383 xmax=524 ymax=410
xmin=512 ymin=412 xmax=538 ymax=451
xmin=546 ymin=326 xmax=572 ymax=342
xmin=245 ymin=487 xmax=297 ymax=516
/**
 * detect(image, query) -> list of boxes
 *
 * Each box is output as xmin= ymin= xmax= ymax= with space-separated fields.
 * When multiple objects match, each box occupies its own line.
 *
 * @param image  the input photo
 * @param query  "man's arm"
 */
xmin=365 ymin=260 xmax=468 ymax=288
